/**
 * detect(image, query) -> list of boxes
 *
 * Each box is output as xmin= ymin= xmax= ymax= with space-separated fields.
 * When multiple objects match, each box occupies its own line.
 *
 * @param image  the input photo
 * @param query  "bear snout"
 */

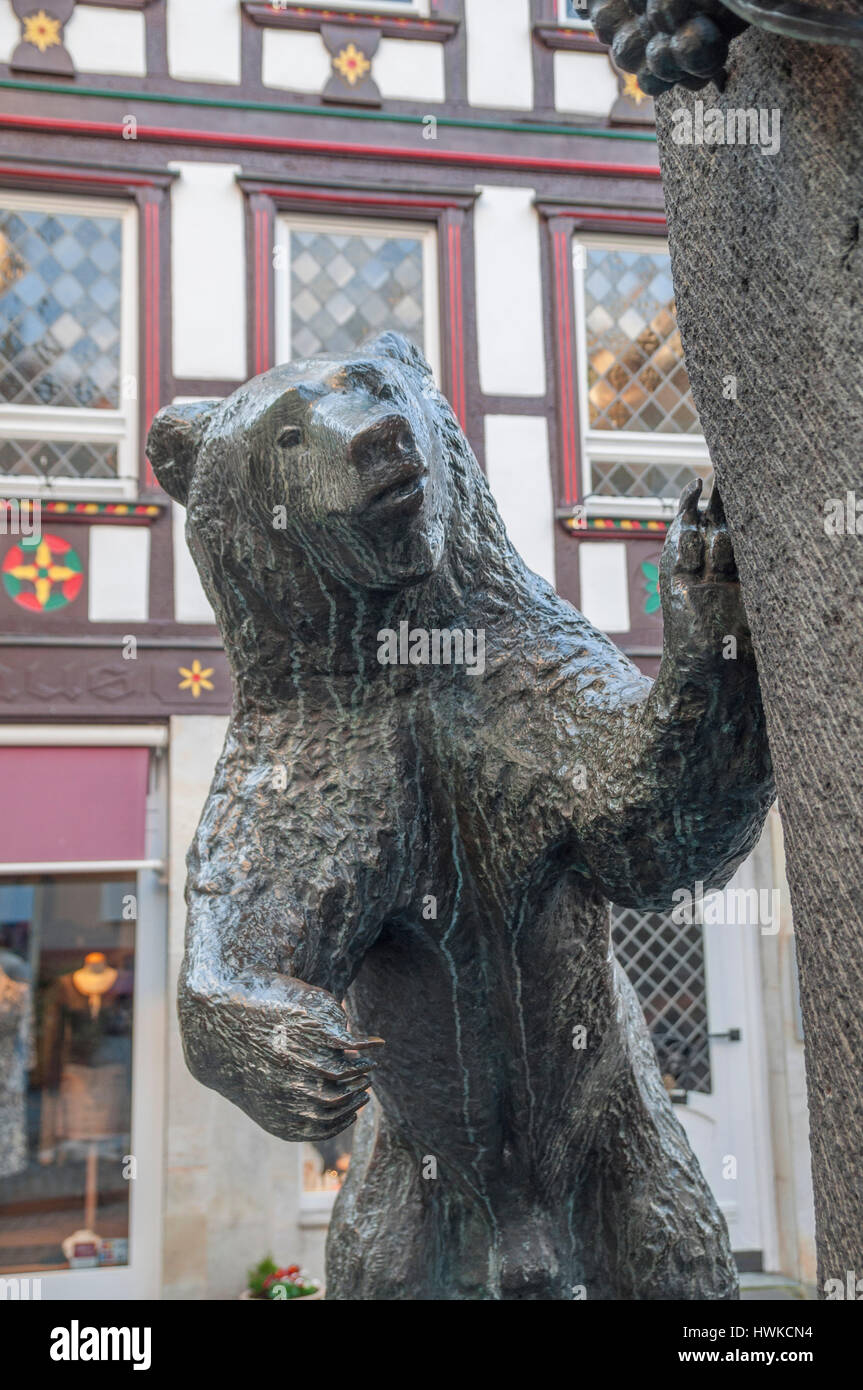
xmin=350 ymin=414 xmax=428 ymax=515
xmin=349 ymin=413 xmax=420 ymax=476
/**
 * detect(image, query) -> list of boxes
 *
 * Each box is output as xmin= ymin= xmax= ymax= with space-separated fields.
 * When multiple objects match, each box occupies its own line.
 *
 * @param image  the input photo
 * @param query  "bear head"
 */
xmin=147 ymin=333 xmax=463 ymax=607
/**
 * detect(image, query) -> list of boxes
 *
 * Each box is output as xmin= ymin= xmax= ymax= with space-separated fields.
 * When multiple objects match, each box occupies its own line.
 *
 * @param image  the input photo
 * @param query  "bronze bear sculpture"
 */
xmin=148 ymin=331 xmax=773 ymax=1300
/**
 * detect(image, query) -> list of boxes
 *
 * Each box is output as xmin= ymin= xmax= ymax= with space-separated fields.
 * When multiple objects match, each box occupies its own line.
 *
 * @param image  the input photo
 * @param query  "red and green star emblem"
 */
xmin=2 ymin=533 xmax=83 ymax=612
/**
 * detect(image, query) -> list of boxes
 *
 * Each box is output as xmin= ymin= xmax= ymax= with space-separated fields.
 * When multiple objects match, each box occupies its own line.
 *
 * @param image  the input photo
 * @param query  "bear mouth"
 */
xmin=366 ymin=466 xmax=427 ymax=516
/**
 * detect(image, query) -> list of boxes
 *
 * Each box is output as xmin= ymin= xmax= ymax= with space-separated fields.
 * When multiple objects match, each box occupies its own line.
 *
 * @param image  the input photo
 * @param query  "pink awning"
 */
xmin=0 ymin=747 xmax=149 ymax=864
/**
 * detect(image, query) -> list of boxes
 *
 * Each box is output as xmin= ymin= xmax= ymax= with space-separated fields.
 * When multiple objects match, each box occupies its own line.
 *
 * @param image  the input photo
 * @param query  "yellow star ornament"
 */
xmin=333 ymin=43 xmax=371 ymax=87
xmin=22 ymin=10 xmax=62 ymax=53
xmin=178 ymin=659 xmax=215 ymax=699
xmin=621 ymin=71 xmax=646 ymax=105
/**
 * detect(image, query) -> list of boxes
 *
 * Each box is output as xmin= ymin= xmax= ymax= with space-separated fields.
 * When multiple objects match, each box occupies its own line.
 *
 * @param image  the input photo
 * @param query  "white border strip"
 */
xmin=0 ymin=859 xmax=165 ymax=874
xmin=0 ymin=725 xmax=168 ymax=747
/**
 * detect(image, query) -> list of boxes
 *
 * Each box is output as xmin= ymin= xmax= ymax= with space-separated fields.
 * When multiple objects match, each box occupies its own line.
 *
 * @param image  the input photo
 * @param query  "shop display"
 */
xmin=0 ymin=959 xmax=30 ymax=1180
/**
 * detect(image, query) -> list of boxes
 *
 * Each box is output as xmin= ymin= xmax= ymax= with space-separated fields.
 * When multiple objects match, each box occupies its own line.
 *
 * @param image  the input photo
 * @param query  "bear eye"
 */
xmin=278 ymin=426 xmax=303 ymax=449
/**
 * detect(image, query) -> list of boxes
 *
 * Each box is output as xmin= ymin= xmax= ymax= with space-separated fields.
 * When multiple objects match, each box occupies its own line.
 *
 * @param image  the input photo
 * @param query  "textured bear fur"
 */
xmin=148 ymin=331 xmax=773 ymax=1300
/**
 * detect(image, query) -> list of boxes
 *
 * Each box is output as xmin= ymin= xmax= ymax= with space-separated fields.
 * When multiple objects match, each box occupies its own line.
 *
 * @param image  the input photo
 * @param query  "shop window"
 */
xmin=573 ymin=236 xmax=713 ymax=515
xmin=276 ymin=214 xmax=440 ymax=379
xmin=0 ymin=191 xmax=138 ymax=499
xmin=301 ymin=1129 xmax=354 ymax=1217
xmin=0 ymin=873 xmax=136 ymax=1275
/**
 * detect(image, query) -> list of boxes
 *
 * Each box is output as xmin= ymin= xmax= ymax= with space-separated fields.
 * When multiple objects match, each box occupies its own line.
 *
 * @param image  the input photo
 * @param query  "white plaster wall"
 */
xmin=554 ymin=50 xmax=619 ymax=117
xmin=484 ymin=415 xmax=555 ymax=587
xmin=465 ymin=0 xmax=533 ymax=110
xmin=577 ymin=541 xmax=631 ymax=632
xmin=169 ymin=163 xmax=246 ymax=381
xmin=65 ymin=7 xmax=146 ymax=77
xmin=262 ymin=29 xmax=331 ymax=93
xmin=167 ymin=0 xmax=240 ymax=85
xmin=374 ymin=38 xmax=445 ymax=103
xmin=0 ymin=1 xmax=19 ymax=63
xmin=88 ymin=525 xmax=150 ymax=622
xmin=473 ymin=186 xmax=546 ymax=397
xmin=164 ymin=717 xmax=328 ymax=1299
xmin=172 ymin=501 xmax=216 ymax=625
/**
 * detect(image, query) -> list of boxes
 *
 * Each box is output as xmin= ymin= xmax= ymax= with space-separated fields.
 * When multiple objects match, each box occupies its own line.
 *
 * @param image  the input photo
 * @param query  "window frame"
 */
xmin=572 ymin=232 xmax=711 ymax=520
xmin=0 ymin=189 xmax=140 ymax=502
xmin=274 ymin=211 xmax=441 ymax=384
xmin=269 ymin=0 xmax=428 ymax=12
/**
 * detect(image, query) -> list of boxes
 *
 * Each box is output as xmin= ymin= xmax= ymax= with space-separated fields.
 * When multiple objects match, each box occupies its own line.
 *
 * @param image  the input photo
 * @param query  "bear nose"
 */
xmin=349 ymin=414 xmax=417 ymax=473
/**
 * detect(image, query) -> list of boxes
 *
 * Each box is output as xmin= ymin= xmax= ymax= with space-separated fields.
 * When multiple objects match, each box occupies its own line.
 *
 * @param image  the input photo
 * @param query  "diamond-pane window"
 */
xmin=591 ymin=458 xmax=713 ymax=501
xmin=573 ymin=239 xmax=712 ymax=513
xmin=0 ymin=210 xmax=123 ymax=410
xmin=585 ymin=249 xmax=698 ymax=435
xmin=612 ymin=904 xmax=712 ymax=1094
xmin=0 ymin=192 xmax=137 ymax=494
xmin=289 ymin=230 xmax=425 ymax=359
xmin=277 ymin=217 xmax=439 ymax=382
xmin=0 ymin=439 xmax=118 ymax=481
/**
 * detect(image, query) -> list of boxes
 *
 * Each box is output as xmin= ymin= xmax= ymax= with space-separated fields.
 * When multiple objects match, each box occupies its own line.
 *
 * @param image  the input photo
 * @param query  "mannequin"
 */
xmin=39 ymin=951 xmax=131 ymax=1244
xmin=39 ymin=953 xmax=130 ymax=1161
xmin=72 ymin=954 xmax=118 ymax=1020
xmin=0 ymin=959 xmax=30 ymax=1180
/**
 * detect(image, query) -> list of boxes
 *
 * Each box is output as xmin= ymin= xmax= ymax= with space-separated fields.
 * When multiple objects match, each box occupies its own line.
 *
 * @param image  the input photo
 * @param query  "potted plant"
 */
xmin=241 ymin=1256 xmax=324 ymax=1301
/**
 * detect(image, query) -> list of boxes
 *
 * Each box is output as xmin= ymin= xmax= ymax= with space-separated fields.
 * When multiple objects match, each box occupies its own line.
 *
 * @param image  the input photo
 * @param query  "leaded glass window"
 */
xmin=276 ymin=216 xmax=439 ymax=380
xmin=0 ymin=210 xmax=122 ymax=410
xmin=573 ymin=238 xmax=712 ymax=514
xmin=612 ymin=904 xmax=712 ymax=1094
xmin=0 ymin=192 xmax=137 ymax=495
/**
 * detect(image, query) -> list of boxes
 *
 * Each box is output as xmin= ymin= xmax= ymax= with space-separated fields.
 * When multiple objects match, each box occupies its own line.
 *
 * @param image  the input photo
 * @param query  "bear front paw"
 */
xmin=674 ymin=478 xmax=738 ymax=582
xmin=660 ymin=478 xmax=753 ymax=663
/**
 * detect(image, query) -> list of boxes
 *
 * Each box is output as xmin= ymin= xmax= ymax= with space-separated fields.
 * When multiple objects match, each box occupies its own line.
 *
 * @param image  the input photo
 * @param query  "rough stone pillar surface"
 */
xmin=654 ymin=16 xmax=863 ymax=1290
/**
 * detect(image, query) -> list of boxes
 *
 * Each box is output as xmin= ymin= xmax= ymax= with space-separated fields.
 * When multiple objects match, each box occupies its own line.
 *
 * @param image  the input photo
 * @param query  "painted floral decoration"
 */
xmin=333 ymin=43 xmax=371 ymax=86
xmin=178 ymin=659 xmax=215 ymax=698
xmin=642 ymin=560 xmax=661 ymax=615
xmin=22 ymin=10 xmax=62 ymax=53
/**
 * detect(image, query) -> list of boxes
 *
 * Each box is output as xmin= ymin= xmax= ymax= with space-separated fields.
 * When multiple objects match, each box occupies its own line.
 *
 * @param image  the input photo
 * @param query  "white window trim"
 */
xmin=0 ymin=189 xmax=139 ymax=502
xmin=275 ymin=212 xmax=441 ymax=386
xmin=573 ymin=232 xmax=711 ymax=520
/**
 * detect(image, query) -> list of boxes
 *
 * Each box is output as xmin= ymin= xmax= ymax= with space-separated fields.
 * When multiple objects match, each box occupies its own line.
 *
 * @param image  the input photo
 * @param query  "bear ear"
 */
xmin=146 ymin=400 xmax=219 ymax=505
xmin=365 ymin=330 xmax=433 ymax=381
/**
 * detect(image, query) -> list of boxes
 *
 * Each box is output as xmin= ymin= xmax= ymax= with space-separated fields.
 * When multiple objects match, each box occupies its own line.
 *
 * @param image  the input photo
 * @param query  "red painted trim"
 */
xmin=263 ymin=215 xmax=270 ymax=376
xmin=559 ymin=231 xmax=578 ymax=506
xmin=247 ymin=187 xmax=472 ymax=211
xmin=254 ymin=207 xmax=262 ymax=375
xmin=543 ymin=207 xmax=667 ymax=228
xmin=0 ymin=115 xmax=662 ymax=181
xmin=0 ymin=163 xmax=168 ymax=189
xmin=553 ymin=230 xmax=576 ymax=505
xmin=446 ymin=221 xmax=465 ymax=429
xmin=143 ymin=200 xmax=160 ymax=488
xmin=453 ymin=222 xmax=464 ymax=429
xmin=254 ymin=205 xmax=272 ymax=375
